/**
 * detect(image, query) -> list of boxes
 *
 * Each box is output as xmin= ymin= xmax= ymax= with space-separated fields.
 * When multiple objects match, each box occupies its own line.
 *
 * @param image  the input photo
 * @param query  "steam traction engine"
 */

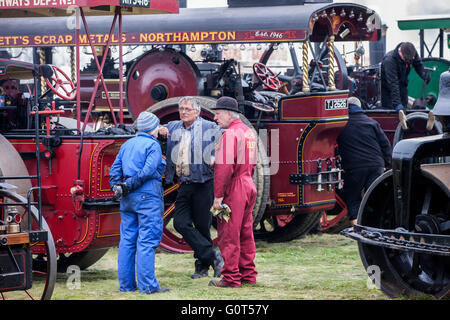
xmin=343 ymin=70 xmax=450 ymax=299
xmin=38 ymin=1 xmax=381 ymax=249
xmin=117 ymin=2 xmax=382 ymax=248
xmin=0 ymin=2 xmax=383 ymax=253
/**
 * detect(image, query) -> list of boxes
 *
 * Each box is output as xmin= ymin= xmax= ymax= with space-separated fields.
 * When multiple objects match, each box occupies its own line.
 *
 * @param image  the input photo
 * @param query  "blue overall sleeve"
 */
xmin=109 ymin=148 xmax=124 ymax=188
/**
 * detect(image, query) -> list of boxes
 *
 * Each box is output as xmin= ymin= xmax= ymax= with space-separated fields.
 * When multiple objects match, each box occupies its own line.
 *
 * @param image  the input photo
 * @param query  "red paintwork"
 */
xmin=126 ymin=50 xmax=201 ymax=119
xmin=265 ymin=92 xmax=348 ymax=215
xmin=0 ymin=0 xmax=179 ymax=14
xmin=10 ymin=137 xmax=125 ymax=254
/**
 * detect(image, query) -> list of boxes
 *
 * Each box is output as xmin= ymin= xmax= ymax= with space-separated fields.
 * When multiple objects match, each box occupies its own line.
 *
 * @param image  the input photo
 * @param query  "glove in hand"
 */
xmin=112 ymin=184 xmax=123 ymax=201
xmin=210 ymin=203 xmax=231 ymax=222
xmin=112 ymin=183 xmax=129 ymax=201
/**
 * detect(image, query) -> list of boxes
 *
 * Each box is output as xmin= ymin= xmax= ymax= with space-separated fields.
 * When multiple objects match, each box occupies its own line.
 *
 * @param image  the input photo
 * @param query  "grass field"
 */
xmin=46 ymin=234 xmax=388 ymax=300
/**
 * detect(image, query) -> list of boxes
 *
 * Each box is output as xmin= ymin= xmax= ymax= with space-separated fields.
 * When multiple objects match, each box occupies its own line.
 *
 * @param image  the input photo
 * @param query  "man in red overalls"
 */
xmin=209 ymin=96 xmax=258 ymax=288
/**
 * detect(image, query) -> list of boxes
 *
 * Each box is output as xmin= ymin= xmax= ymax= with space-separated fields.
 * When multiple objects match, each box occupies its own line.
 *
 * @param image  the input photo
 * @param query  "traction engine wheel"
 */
xmin=0 ymin=134 xmax=56 ymax=300
xmin=0 ymin=190 xmax=57 ymax=300
xmin=146 ymin=96 xmax=270 ymax=253
xmin=357 ymin=169 xmax=450 ymax=299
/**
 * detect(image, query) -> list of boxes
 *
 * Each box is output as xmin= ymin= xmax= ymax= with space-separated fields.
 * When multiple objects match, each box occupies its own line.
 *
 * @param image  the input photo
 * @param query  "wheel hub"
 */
xmin=415 ymin=214 xmax=441 ymax=234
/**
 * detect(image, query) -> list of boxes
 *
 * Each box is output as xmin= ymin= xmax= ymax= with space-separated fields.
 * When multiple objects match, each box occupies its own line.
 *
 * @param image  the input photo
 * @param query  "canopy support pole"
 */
xmin=80 ymin=7 xmax=119 ymax=132
xmin=302 ymin=41 xmax=310 ymax=93
xmin=327 ymin=35 xmax=336 ymax=91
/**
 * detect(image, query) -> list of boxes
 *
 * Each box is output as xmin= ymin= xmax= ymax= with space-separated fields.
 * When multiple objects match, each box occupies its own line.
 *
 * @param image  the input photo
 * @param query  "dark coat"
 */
xmin=380 ymin=43 xmax=426 ymax=109
xmin=337 ymin=113 xmax=392 ymax=171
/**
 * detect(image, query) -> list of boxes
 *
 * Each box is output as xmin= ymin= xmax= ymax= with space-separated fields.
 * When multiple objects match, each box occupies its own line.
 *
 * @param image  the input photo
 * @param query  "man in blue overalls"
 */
xmin=109 ymin=111 xmax=168 ymax=294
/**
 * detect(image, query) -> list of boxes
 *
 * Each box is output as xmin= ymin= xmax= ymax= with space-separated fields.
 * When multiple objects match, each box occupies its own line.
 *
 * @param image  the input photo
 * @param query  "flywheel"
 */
xmin=125 ymin=48 xmax=202 ymax=120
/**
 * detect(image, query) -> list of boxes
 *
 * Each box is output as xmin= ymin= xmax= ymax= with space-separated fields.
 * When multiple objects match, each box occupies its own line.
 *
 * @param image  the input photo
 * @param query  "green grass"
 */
xmin=41 ymin=234 xmax=388 ymax=300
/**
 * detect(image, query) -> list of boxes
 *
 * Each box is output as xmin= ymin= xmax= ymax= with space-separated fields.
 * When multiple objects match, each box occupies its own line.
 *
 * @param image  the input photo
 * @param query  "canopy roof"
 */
xmin=398 ymin=14 xmax=450 ymax=30
xmin=0 ymin=58 xmax=51 ymax=80
xmin=0 ymin=2 xmax=381 ymax=47
xmin=0 ymin=0 xmax=179 ymax=18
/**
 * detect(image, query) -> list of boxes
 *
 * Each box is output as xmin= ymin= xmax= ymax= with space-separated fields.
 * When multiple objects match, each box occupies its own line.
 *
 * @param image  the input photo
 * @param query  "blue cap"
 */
xmin=136 ymin=111 xmax=160 ymax=132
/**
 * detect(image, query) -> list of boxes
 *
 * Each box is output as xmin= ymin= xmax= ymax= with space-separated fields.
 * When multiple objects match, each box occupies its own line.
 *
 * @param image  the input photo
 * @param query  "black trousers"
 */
xmin=173 ymin=179 xmax=215 ymax=267
xmin=342 ymin=167 xmax=384 ymax=220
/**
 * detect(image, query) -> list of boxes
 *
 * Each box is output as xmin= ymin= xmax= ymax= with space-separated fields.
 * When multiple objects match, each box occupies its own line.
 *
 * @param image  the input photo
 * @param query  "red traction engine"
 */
xmin=9 ymin=135 xmax=124 ymax=268
xmin=116 ymin=2 xmax=381 ymax=247
xmin=0 ymin=59 xmax=126 ymax=272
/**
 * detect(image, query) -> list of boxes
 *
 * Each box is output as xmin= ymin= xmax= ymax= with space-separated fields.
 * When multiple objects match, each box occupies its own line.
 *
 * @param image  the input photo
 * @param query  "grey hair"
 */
xmin=179 ymin=96 xmax=201 ymax=112
xmin=347 ymin=96 xmax=361 ymax=107
xmin=230 ymin=111 xmax=240 ymax=119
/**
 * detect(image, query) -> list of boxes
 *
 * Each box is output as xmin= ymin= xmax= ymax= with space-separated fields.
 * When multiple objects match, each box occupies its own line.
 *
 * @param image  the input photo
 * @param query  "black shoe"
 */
xmin=212 ymin=250 xmax=224 ymax=278
xmin=191 ymin=260 xmax=209 ymax=279
xmin=148 ymin=286 xmax=170 ymax=294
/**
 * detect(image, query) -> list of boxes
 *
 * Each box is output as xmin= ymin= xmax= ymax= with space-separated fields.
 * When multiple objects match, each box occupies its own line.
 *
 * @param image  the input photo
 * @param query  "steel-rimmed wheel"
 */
xmin=0 ymin=190 xmax=57 ymax=300
xmin=357 ymin=169 xmax=450 ymax=299
xmin=146 ymin=96 xmax=270 ymax=252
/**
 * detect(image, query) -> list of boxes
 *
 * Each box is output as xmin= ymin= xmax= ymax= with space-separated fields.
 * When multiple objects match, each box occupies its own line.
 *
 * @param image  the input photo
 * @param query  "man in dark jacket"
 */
xmin=380 ymin=42 xmax=430 ymax=130
xmin=337 ymin=97 xmax=392 ymax=225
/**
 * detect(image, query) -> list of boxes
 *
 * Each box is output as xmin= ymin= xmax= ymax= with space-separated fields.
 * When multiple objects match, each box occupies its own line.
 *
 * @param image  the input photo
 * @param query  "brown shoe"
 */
xmin=398 ymin=110 xmax=408 ymax=130
xmin=208 ymin=279 xmax=241 ymax=288
xmin=426 ymin=111 xmax=435 ymax=131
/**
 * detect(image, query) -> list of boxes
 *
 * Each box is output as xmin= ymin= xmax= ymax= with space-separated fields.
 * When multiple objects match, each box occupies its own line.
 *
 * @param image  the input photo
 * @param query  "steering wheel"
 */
xmin=45 ymin=65 xmax=76 ymax=100
xmin=253 ymin=62 xmax=282 ymax=91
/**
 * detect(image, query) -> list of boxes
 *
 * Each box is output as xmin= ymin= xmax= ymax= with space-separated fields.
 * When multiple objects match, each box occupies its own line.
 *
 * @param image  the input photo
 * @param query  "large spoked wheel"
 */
xmin=357 ymin=169 xmax=450 ymax=299
xmin=308 ymin=45 xmax=348 ymax=91
xmin=0 ymin=190 xmax=57 ymax=300
xmin=146 ymin=96 xmax=270 ymax=252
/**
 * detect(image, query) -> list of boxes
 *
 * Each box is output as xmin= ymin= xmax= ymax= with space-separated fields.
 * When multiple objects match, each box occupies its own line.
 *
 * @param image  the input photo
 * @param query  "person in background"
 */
xmin=380 ymin=41 xmax=433 ymax=130
xmin=209 ymin=96 xmax=258 ymax=288
xmin=109 ymin=111 xmax=169 ymax=294
xmin=158 ymin=96 xmax=224 ymax=280
xmin=337 ymin=97 xmax=391 ymax=226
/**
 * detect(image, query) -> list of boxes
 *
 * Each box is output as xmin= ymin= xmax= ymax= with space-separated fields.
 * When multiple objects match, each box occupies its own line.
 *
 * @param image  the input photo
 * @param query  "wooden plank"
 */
xmin=0 ymin=232 xmax=29 ymax=246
